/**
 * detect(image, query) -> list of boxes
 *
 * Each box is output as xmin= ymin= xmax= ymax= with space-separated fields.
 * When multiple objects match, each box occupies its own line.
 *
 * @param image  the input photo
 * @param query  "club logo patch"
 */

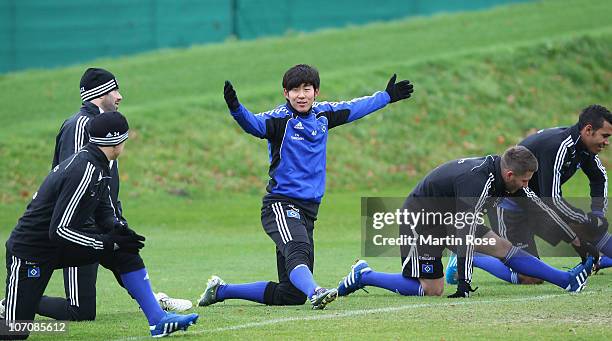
xmin=27 ymin=266 xmax=40 ymax=278
xmin=286 ymin=210 xmax=301 ymax=220
xmin=421 ymin=264 xmax=433 ymax=274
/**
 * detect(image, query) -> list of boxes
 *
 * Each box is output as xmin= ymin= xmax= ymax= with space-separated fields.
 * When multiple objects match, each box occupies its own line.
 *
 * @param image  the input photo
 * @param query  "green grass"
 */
xmin=0 ymin=193 xmax=610 ymax=340
xmin=0 ymin=0 xmax=611 ymax=339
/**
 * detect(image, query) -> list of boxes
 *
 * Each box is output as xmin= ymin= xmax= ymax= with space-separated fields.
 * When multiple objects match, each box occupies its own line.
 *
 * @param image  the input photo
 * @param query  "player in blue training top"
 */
xmin=198 ymin=64 xmax=413 ymax=309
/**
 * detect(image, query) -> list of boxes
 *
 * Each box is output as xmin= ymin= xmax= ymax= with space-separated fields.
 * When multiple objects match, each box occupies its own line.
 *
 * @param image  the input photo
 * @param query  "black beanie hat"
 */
xmin=88 ymin=111 xmax=129 ymax=146
xmin=80 ymin=68 xmax=119 ymax=102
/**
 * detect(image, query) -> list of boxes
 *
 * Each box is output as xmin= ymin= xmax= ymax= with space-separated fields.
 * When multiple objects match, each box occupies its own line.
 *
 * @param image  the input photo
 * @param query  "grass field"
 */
xmin=1 ymin=193 xmax=610 ymax=340
xmin=0 ymin=0 xmax=611 ymax=339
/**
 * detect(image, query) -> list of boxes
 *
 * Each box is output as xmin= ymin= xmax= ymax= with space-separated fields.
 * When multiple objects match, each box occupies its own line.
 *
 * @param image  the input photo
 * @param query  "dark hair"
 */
xmin=501 ymin=146 xmax=538 ymax=175
xmin=282 ymin=64 xmax=320 ymax=90
xmin=578 ymin=104 xmax=612 ymax=131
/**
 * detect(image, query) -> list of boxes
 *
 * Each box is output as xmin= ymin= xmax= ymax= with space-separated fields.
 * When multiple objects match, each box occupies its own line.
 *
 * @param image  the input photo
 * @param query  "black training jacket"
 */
xmin=52 ymin=101 xmax=125 ymax=224
xmin=520 ymin=124 xmax=608 ymax=224
xmin=7 ymin=144 xmax=115 ymax=260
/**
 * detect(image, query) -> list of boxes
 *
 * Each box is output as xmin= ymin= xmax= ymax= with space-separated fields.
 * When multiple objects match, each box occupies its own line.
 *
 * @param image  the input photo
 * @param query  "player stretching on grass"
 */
xmin=337 ymin=146 xmax=593 ymax=298
xmin=447 ymin=104 xmax=611 ymax=284
xmin=1 ymin=112 xmax=198 ymax=339
xmin=0 ymin=68 xmax=192 ymax=324
xmin=198 ymin=64 xmax=413 ymax=309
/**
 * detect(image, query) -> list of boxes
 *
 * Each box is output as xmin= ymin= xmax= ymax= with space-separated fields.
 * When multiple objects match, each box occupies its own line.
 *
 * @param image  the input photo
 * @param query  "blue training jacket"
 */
xmin=230 ymin=90 xmax=391 ymax=203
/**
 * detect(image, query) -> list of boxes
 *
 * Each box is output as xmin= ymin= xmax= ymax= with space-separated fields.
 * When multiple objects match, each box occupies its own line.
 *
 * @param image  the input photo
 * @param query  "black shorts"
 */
xmin=399 ymin=198 xmax=490 ymax=279
xmin=262 ymin=201 xmax=314 ymax=247
xmin=261 ymin=199 xmax=317 ymax=275
xmin=2 ymin=246 xmax=143 ymax=339
xmin=400 ymin=224 xmax=490 ymax=280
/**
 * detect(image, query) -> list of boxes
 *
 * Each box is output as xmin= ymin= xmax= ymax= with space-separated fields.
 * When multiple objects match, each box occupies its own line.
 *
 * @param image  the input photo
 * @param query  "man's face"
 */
xmin=284 ymin=83 xmax=319 ymax=113
xmin=581 ymin=121 xmax=612 ymax=154
xmin=504 ymin=170 xmax=533 ymax=194
xmin=99 ymin=89 xmax=122 ymax=112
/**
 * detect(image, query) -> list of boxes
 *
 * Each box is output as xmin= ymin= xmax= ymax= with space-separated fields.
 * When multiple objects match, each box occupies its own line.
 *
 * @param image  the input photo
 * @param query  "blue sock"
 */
xmin=216 ymin=282 xmax=267 ymax=303
xmin=474 ymin=253 xmax=519 ymax=284
xmin=289 ymin=264 xmax=318 ymax=297
xmin=120 ymin=268 xmax=165 ymax=326
xmin=596 ymin=233 xmax=612 ymax=258
xmin=361 ymin=271 xmax=423 ymax=296
xmin=599 ymin=256 xmax=612 ymax=269
xmin=503 ymin=247 xmax=569 ymax=289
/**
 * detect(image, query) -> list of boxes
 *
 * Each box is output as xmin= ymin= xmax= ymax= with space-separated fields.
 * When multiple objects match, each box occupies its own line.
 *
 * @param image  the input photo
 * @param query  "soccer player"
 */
xmin=447 ymin=105 xmax=611 ymax=284
xmin=0 ymin=68 xmax=191 ymax=322
xmin=1 ymin=112 xmax=198 ymax=339
xmin=337 ymin=146 xmax=593 ymax=298
xmin=198 ymin=64 xmax=414 ymax=309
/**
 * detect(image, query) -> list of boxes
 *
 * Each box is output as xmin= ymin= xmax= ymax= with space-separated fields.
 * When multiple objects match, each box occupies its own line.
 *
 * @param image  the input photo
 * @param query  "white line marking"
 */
xmin=114 ymin=290 xmax=606 ymax=340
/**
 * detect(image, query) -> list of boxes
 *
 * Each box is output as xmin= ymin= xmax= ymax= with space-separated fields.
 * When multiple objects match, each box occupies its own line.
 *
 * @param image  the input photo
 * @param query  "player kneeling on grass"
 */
xmin=337 ymin=146 xmax=594 ymax=299
xmin=1 ymin=112 xmax=197 ymax=339
xmin=198 ymin=64 xmax=413 ymax=309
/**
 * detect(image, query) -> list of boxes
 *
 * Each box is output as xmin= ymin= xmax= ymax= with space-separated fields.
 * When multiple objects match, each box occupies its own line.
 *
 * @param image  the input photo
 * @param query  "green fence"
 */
xmin=0 ymin=0 xmax=530 ymax=73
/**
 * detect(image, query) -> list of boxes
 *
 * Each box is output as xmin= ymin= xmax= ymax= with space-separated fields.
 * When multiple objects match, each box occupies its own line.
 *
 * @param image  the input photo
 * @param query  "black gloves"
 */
xmin=447 ymin=280 xmax=478 ymax=298
xmin=385 ymin=74 xmax=414 ymax=103
xmin=114 ymin=220 xmax=138 ymax=237
xmin=587 ymin=212 xmax=608 ymax=235
xmin=224 ymin=80 xmax=240 ymax=112
xmin=572 ymin=240 xmax=600 ymax=265
xmin=105 ymin=224 xmax=145 ymax=254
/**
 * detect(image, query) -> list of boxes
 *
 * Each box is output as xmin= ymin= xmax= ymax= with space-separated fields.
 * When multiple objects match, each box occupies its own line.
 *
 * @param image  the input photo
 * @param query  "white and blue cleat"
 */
xmin=566 ymin=256 xmax=593 ymax=293
xmin=337 ymin=260 xmax=371 ymax=297
xmin=150 ymin=312 xmax=199 ymax=337
xmin=445 ymin=253 xmax=458 ymax=285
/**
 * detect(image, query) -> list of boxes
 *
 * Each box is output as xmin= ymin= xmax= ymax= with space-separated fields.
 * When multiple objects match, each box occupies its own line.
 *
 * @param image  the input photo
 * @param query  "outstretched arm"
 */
xmin=224 ymin=80 xmax=269 ymax=139
xmin=582 ymin=155 xmax=608 ymax=216
xmin=536 ymin=143 xmax=590 ymax=224
xmin=317 ymin=74 xmax=414 ymax=129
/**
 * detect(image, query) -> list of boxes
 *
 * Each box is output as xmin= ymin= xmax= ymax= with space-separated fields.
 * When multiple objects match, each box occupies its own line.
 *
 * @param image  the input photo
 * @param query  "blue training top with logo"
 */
xmin=230 ymin=90 xmax=390 ymax=203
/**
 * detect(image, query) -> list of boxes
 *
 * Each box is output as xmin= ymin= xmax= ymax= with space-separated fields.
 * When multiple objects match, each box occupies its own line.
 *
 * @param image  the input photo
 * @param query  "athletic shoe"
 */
xmin=0 ymin=298 xmax=4 ymax=319
xmin=197 ymin=275 xmax=226 ymax=307
xmin=566 ymin=256 xmax=593 ymax=293
xmin=150 ymin=312 xmax=199 ymax=337
xmin=155 ymin=292 xmax=193 ymax=312
xmin=310 ymin=287 xmax=338 ymax=310
xmin=445 ymin=253 xmax=458 ymax=285
xmin=337 ymin=260 xmax=371 ymax=296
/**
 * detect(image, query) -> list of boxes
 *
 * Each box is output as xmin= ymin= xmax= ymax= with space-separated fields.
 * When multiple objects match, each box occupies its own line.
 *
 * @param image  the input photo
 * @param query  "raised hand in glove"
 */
xmin=224 ymin=80 xmax=240 ymax=112
xmin=447 ymin=280 xmax=478 ymax=298
xmin=572 ymin=239 xmax=600 ymax=265
xmin=385 ymin=74 xmax=414 ymax=103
